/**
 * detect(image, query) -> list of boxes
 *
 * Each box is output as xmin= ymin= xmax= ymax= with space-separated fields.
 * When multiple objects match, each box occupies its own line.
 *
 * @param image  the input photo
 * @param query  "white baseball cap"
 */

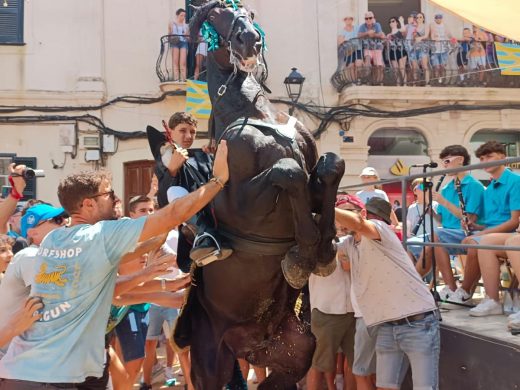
xmin=167 ymin=186 xmax=189 ymax=203
xmin=359 ymin=167 xmax=379 ymax=177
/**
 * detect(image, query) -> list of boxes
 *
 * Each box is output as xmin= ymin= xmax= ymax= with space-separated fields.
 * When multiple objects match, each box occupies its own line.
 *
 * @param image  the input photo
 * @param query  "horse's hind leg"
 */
xmin=247 ymin=313 xmax=315 ymax=390
xmin=309 ymin=152 xmax=345 ymax=275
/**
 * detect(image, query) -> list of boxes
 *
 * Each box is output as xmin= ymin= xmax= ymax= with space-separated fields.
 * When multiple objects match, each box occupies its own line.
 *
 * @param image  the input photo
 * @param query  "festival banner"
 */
xmin=186 ymin=80 xmax=212 ymax=119
xmin=494 ymin=42 xmax=520 ymax=75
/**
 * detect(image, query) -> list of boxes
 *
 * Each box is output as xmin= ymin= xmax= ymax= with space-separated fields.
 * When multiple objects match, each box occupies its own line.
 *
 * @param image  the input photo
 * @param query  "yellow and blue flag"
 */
xmin=186 ymin=80 xmax=212 ymax=119
xmin=495 ymin=42 xmax=520 ymax=75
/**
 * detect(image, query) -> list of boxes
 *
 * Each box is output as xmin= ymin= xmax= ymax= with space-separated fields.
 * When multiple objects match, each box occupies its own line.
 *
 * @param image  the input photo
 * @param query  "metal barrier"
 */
xmin=339 ymin=156 xmax=520 ymax=250
xmin=156 ymin=34 xmax=208 ymax=83
xmin=331 ymin=38 xmax=520 ymax=91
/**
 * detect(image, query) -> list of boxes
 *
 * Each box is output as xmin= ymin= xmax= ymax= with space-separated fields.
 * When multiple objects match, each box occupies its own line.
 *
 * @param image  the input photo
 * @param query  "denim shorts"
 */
xmin=352 ymin=317 xmax=376 ymax=376
xmin=430 ymin=52 xmax=448 ymax=67
xmin=435 ymin=227 xmax=474 ymax=255
xmin=407 ymin=234 xmax=430 ymax=260
xmin=376 ymin=313 xmax=440 ymax=390
xmin=115 ymin=309 xmax=149 ymax=362
xmin=146 ymin=305 xmax=178 ymax=340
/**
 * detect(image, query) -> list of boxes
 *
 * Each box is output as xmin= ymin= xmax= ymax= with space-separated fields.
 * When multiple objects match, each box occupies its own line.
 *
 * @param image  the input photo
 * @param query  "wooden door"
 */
xmin=123 ymin=160 xmax=155 ymax=215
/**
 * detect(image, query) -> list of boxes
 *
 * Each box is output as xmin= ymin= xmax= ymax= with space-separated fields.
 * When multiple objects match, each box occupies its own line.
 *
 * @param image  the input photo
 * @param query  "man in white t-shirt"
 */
xmin=335 ymin=197 xmax=439 ymax=390
xmin=306 ymin=194 xmax=356 ymax=390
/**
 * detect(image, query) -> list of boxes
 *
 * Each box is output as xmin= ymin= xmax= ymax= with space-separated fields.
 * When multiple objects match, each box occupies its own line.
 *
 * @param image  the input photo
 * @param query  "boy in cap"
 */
xmin=335 ymin=197 xmax=439 ymax=390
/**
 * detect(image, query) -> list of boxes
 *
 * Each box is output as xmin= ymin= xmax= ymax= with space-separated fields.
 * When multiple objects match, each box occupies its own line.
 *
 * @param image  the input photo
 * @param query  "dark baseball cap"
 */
xmin=365 ymin=198 xmax=392 ymax=225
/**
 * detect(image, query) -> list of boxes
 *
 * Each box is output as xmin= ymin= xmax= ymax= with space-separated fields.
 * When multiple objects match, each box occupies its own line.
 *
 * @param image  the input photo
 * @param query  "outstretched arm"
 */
xmin=335 ymin=208 xmax=381 ymax=240
xmin=0 ymin=164 xmax=26 ymax=233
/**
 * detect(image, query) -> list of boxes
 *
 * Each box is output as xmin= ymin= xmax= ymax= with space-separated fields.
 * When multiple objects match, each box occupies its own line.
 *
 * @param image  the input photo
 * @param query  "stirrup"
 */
xmin=190 ymin=232 xmax=233 ymax=267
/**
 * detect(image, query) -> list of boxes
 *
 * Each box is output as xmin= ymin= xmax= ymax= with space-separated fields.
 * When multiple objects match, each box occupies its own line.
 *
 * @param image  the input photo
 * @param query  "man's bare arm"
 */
xmin=119 ymin=234 xmax=167 ymax=265
xmin=138 ymin=140 xmax=229 ymax=242
xmin=113 ymin=291 xmax=184 ymax=308
xmin=0 ymin=164 xmax=26 ymax=232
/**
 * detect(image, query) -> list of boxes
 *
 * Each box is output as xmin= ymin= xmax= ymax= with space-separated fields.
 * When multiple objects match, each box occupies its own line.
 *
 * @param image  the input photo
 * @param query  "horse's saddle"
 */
xmin=224 ymin=116 xmax=305 ymax=170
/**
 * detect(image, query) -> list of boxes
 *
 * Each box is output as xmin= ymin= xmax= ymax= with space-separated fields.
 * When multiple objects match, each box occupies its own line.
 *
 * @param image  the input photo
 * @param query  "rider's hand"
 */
xmin=9 ymin=163 xmax=27 ymax=196
xmin=212 ymin=140 xmax=229 ymax=184
xmin=147 ymin=174 xmax=158 ymax=199
xmin=167 ymin=147 xmax=189 ymax=176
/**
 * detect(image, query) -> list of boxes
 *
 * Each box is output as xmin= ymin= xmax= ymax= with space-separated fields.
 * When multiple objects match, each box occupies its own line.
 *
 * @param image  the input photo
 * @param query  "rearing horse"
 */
xmin=173 ymin=1 xmax=345 ymax=389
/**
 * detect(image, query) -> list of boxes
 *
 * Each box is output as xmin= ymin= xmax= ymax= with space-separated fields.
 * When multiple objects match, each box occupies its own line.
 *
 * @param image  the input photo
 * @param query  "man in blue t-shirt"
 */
xmin=415 ymin=145 xmax=485 ymax=302
xmin=0 ymin=141 xmax=229 ymax=388
xmin=357 ymin=11 xmax=386 ymax=84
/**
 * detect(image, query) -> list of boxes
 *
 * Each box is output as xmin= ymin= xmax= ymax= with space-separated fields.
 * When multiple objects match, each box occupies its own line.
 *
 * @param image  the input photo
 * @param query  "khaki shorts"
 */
xmin=310 ymin=308 xmax=356 ymax=372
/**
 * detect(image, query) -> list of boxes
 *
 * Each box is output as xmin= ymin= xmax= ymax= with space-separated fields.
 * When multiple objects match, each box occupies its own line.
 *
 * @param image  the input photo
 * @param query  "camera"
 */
xmin=22 ymin=168 xmax=45 ymax=179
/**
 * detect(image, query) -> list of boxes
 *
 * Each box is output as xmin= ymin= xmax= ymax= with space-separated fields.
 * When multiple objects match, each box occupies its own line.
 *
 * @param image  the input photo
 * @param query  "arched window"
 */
xmin=368 ymin=128 xmax=428 ymax=156
xmin=470 ymin=129 xmax=520 ymax=158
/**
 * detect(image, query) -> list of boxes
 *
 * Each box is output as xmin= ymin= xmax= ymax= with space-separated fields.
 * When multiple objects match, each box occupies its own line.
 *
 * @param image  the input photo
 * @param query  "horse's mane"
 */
xmin=189 ymin=0 xmax=221 ymax=42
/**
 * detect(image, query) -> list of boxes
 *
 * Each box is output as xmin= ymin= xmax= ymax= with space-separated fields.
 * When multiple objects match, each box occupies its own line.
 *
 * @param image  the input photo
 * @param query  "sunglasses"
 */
xmin=34 ymin=215 xmax=65 ymax=228
xmin=365 ymin=16 xmax=374 ymax=20
xmin=442 ymin=156 xmax=461 ymax=165
xmin=90 ymin=189 xmax=116 ymax=200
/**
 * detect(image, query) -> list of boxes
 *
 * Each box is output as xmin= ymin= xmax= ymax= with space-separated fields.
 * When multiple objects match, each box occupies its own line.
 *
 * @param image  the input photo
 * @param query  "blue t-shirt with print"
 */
xmin=437 ymin=175 xmax=485 ymax=229
xmin=483 ymin=169 xmax=520 ymax=228
xmin=0 ymin=217 xmax=146 ymax=383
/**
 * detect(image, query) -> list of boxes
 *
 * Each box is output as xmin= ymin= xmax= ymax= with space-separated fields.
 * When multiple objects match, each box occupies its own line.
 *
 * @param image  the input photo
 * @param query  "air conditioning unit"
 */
xmin=81 ymin=135 xmax=101 ymax=149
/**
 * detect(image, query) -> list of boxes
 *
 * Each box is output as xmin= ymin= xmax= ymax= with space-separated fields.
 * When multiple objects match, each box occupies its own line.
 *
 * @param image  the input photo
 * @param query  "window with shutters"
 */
xmin=0 ymin=155 xmax=37 ymax=200
xmin=0 ymin=0 xmax=24 ymax=45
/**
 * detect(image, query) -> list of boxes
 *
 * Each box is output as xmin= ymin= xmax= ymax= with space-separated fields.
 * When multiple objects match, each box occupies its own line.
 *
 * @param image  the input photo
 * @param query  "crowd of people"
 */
xmin=338 ymin=10 xmax=512 ymax=86
xmin=0 ymin=115 xmax=519 ymax=390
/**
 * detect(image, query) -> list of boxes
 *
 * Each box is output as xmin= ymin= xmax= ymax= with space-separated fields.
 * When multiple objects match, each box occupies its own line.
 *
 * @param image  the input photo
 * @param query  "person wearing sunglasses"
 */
xmin=0 ymin=141 xmax=229 ymax=388
xmin=415 ymin=145 xmax=485 ymax=303
xmin=357 ymin=11 xmax=386 ymax=84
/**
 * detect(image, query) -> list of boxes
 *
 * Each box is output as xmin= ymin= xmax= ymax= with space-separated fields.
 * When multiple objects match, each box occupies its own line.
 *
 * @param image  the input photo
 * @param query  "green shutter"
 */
xmin=0 ymin=0 xmax=24 ymax=44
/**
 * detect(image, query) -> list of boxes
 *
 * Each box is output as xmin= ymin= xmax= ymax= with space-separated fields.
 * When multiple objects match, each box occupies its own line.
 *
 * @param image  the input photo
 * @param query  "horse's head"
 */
xmin=190 ymin=0 xmax=263 ymax=72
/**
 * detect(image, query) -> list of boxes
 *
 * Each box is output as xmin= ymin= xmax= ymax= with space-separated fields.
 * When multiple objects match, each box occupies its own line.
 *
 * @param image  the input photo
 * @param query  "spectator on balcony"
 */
xmin=169 ymin=8 xmax=189 ymax=82
xmin=357 ymin=11 xmax=386 ymax=85
xmin=457 ymin=28 xmax=471 ymax=82
xmin=429 ymin=14 xmax=454 ymax=84
xmin=338 ymin=16 xmax=362 ymax=84
xmin=387 ymin=16 xmax=408 ymax=85
xmin=194 ymin=32 xmax=207 ymax=81
xmin=468 ymin=25 xmax=488 ymax=85
xmin=409 ymin=12 xmax=430 ymax=85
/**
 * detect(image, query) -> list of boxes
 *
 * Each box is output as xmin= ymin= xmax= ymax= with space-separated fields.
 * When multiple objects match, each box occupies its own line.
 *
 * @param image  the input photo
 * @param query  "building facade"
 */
xmin=1 ymin=0 xmax=519 ymax=206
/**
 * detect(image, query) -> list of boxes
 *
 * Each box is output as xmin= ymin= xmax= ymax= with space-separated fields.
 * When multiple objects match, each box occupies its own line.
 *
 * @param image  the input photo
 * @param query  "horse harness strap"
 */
xmin=223 ymin=117 xmax=306 ymax=171
xmin=219 ymin=226 xmax=296 ymax=256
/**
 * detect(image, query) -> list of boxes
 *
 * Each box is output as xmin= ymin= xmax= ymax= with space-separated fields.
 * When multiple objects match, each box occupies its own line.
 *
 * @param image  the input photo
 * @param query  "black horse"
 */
xmin=172 ymin=1 xmax=345 ymax=389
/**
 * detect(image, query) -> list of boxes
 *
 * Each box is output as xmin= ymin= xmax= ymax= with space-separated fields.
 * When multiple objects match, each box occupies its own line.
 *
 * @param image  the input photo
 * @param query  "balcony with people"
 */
xmin=331 ymin=12 xmax=520 ymax=92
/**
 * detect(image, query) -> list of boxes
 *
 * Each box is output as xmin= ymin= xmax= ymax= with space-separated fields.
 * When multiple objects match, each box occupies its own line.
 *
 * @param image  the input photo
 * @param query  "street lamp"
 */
xmin=284 ymin=67 xmax=305 ymax=115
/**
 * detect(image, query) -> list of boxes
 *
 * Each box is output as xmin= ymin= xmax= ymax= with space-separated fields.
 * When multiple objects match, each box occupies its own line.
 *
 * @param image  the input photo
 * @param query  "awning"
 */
xmin=429 ymin=0 xmax=520 ymax=41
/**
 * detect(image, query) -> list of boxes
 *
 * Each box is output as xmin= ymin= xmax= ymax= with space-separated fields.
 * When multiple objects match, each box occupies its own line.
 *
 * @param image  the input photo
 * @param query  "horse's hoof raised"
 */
xmin=281 ymin=257 xmax=312 ymax=290
xmin=311 ymin=259 xmax=337 ymax=277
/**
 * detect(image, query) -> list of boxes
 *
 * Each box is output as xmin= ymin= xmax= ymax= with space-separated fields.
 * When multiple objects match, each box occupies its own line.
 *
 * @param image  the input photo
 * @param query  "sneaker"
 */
xmin=508 ymin=311 xmax=520 ymax=321
xmin=447 ymin=287 xmax=472 ymax=304
xmin=164 ymin=366 xmax=174 ymax=381
xmin=469 ymin=297 xmax=503 ymax=317
xmin=509 ymin=310 xmax=520 ymax=328
xmin=151 ymin=363 xmax=164 ymax=383
xmin=438 ymin=286 xmax=455 ymax=301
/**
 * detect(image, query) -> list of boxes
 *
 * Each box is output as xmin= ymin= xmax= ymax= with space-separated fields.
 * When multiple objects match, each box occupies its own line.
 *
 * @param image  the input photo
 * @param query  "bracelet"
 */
xmin=7 ymin=176 xmax=23 ymax=200
xmin=209 ymin=176 xmax=225 ymax=190
xmin=161 ymin=278 xmax=166 ymax=291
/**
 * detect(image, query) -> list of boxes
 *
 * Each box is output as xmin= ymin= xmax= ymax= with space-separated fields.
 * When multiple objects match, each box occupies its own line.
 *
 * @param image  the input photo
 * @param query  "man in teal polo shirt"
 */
xmin=436 ymin=142 xmax=520 ymax=305
xmin=415 ymin=145 xmax=485 ymax=302
xmin=0 ymin=141 xmax=229 ymax=389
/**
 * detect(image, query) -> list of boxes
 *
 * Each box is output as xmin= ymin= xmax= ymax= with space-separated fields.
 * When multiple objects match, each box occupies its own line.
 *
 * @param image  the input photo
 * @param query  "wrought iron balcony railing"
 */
xmin=331 ymin=38 xmax=520 ymax=92
xmin=156 ymin=34 xmax=208 ymax=83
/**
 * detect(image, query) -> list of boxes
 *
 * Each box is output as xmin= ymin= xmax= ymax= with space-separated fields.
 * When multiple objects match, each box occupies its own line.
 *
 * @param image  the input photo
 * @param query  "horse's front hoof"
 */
xmin=281 ymin=257 xmax=312 ymax=290
xmin=311 ymin=259 xmax=337 ymax=277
